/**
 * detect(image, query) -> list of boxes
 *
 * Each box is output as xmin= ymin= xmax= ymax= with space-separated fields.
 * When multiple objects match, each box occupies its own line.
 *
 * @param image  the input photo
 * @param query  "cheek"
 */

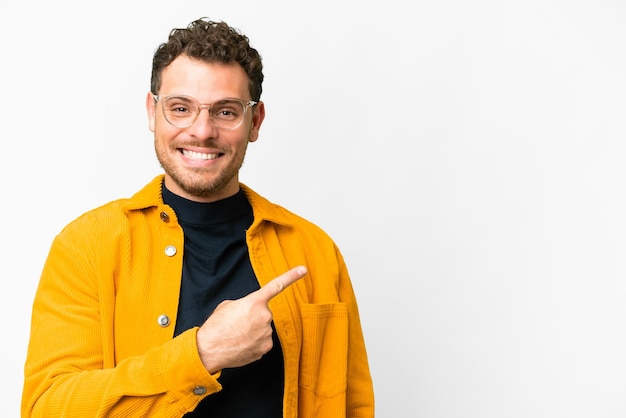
xmin=153 ymin=120 xmax=182 ymax=142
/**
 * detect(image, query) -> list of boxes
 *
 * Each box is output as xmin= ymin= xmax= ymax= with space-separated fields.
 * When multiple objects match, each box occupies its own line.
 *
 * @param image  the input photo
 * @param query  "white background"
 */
xmin=2 ymin=0 xmax=626 ymax=417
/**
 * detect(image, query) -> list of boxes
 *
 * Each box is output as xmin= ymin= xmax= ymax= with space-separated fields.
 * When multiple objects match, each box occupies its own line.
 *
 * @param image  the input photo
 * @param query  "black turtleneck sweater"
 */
xmin=162 ymin=185 xmax=284 ymax=417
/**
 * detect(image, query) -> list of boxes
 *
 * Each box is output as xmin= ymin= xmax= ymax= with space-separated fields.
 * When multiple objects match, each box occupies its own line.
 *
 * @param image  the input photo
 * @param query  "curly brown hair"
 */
xmin=150 ymin=18 xmax=264 ymax=101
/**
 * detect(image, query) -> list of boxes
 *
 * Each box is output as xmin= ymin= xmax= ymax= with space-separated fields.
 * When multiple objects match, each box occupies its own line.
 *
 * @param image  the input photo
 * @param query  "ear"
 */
xmin=248 ymin=101 xmax=265 ymax=143
xmin=146 ymin=92 xmax=157 ymax=133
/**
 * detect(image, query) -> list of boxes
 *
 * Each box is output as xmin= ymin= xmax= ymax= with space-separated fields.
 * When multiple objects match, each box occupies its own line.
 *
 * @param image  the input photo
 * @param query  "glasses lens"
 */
xmin=162 ymin=96 xmax=197 ymax=128
xmin=160 ymin=96 xmax=250 ymax=129
xmin=211 ymin=100 xmax=246 ymax=129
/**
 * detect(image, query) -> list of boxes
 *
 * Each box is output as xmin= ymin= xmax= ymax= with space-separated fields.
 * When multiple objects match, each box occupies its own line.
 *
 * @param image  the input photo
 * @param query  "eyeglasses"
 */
xmin=152 ymin=94 xmax=257 ymax=130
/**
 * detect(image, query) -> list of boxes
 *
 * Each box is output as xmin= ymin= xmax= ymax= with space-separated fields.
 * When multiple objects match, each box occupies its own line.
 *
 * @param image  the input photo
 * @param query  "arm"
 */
xmin=21 ymin=225 xmax=220 ymax=417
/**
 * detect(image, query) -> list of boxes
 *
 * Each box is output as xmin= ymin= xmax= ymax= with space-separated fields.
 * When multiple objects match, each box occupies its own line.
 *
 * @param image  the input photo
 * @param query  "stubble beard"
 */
xmin=155 ymin=141 xmax=249 ymax=199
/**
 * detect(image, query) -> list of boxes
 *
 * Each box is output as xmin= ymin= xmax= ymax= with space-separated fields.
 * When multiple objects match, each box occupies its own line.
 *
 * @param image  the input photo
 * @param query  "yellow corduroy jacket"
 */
xmin=22 ymin=175 xmax=374 ymax=418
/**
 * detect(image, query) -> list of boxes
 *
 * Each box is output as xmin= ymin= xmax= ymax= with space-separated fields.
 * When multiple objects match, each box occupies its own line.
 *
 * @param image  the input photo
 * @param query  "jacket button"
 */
xmin=160 ymin=211 xmax=170 ymax=222
xmin=164 ymin=245 xmax=177 ymax=256
xmin=157 ymin=314 xmax=170 ymax=327
xmin=193 ymin=386 xmax=207 ymax=395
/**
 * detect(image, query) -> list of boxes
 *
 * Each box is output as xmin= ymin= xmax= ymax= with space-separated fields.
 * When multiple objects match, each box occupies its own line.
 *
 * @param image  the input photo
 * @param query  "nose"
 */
xmin=188 ymin=106 xmax=217 ymax=138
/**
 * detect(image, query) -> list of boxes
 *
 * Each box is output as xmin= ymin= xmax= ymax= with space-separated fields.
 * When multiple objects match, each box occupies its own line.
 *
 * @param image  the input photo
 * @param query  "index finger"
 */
xmin=255 ymin=266 xmax=307 ymax=302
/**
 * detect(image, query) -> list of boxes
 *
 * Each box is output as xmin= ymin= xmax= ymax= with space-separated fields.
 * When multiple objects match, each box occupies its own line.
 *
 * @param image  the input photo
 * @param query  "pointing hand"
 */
xmin=196 ymin=266 xmax=308 ymax=373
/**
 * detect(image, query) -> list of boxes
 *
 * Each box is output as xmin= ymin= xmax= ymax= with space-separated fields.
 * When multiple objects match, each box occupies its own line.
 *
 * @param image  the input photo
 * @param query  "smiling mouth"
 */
xmin=182 ymin=149 xmax=221 ymax=160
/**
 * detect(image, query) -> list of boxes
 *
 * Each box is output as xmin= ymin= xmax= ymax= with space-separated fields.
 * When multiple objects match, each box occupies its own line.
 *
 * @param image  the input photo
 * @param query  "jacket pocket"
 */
xmin=299 ymin=302 xmax=349 ymax=397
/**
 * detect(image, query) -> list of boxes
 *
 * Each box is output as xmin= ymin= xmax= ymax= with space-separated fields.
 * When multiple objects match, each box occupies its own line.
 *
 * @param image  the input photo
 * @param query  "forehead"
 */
xmin=159 ymin=55 xmax=250 ymax=100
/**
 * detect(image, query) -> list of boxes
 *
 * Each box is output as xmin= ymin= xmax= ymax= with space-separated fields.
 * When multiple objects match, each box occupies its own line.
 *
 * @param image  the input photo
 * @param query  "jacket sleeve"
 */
xmin=21 ymin=223 xmax=221 ymax=417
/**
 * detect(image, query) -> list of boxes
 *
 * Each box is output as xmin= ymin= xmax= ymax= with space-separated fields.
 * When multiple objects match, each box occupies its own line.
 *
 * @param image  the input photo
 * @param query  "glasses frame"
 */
xmin=152 ymin=93 xmax=257 ymax=130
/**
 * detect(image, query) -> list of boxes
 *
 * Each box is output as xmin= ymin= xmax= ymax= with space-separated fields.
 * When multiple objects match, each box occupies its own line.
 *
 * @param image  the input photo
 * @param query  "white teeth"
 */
xmin=182 ymin=150 xmax=219 ymax=160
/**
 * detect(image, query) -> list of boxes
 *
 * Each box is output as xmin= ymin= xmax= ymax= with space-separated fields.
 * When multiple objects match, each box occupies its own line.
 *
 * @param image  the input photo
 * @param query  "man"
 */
xmin=22 ymin=17 xmax=374 ymax=417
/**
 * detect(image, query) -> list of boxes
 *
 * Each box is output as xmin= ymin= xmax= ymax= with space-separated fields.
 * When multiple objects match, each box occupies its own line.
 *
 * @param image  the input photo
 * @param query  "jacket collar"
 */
xmin=122 ymin=175 xmax=291 ymax=229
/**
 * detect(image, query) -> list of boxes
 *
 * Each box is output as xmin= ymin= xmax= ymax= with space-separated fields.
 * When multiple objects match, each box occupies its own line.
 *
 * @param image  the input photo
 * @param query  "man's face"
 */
xmin=146 ymin=55 xmax=264 ymax=202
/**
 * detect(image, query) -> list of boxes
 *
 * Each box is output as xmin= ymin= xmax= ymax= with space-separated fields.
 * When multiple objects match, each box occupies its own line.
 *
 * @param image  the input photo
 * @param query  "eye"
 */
xmin=212 ymin=101 xmax=243 ymax=120
xmin=165 ymin=97 xmax=196 ymax=115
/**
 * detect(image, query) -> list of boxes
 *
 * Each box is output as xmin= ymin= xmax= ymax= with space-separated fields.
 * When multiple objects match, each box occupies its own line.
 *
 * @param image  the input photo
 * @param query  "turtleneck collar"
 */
xmin=161 ymin=184 xmax=251 ymax=226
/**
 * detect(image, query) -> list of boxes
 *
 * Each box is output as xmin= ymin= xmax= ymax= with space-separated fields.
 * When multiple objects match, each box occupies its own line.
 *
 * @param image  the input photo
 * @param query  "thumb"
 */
xmin=255 ymin=266 xmax=307 ymax=302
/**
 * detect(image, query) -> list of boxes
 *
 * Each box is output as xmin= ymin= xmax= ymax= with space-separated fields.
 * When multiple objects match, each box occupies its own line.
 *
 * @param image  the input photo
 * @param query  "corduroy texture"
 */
xmin=22 ymin=175 xmax=374 ymax=417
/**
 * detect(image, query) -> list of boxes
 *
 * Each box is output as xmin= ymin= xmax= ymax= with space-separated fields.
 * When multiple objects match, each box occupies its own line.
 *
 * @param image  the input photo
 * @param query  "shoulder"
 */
xmin=56 ymin=176 xmax=164 ymax=242
xmin=56 ymin=198 xmax=132 ymax=242
xmin=241 ymin=184 xmax=337 ymax=245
